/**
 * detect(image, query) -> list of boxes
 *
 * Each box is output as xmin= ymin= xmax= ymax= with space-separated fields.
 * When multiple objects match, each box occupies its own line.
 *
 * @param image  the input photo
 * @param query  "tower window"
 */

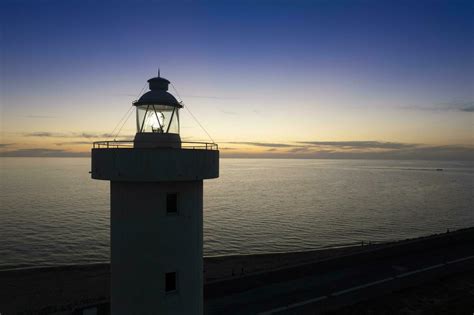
xmin=166 ymin=193 xmax=178 ymax=214
xmin=165 ymin=271 xmax=177 ymax=293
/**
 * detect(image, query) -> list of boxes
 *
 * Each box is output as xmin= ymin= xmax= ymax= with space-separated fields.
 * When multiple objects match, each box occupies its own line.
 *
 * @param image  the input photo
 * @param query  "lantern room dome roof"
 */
xmin=133 ymin=90 xmax=181 ymax=107
xmin=133 ymin=76 xmax=182 ymax=108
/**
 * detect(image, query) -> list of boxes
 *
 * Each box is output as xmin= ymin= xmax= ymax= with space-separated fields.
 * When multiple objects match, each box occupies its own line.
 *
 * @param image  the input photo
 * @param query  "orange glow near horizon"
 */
xmin=1 ymin=2 xmax=473 ymax=159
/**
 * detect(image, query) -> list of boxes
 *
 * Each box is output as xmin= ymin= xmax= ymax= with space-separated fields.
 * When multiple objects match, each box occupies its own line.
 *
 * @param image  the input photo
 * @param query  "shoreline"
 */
xmin=2 ymin=227 xmax=473 ymax=314
xmin=1 ymin=227 xmax=470 ymax=279
xmin=0 ymin=241 xmax=363 ymax=273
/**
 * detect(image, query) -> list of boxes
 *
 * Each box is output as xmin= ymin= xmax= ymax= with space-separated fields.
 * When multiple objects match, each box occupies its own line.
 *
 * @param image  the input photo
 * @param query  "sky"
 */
xmin=1 ymin=0 xmax=473 ymax=159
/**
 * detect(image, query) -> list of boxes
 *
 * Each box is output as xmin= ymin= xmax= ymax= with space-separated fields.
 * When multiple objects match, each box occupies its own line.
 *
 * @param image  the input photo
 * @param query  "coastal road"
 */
xmin=204 ymin=231 xmax=474 ymax=314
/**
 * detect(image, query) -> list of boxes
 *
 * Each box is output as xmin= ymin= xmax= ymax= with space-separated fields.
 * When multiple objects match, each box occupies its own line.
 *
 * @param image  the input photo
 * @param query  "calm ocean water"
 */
xmin=0 ymin=157 xmax=473 ymax=270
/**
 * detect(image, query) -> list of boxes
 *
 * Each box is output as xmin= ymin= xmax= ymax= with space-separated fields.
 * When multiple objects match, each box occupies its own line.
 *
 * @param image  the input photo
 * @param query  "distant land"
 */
xmin=1 ymin=140 xmax=473 ymax=160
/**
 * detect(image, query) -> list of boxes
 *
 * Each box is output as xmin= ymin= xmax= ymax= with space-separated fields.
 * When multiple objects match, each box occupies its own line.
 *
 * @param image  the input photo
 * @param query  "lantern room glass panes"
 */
xmin=136 ymin=104 xmax=179 ymax=134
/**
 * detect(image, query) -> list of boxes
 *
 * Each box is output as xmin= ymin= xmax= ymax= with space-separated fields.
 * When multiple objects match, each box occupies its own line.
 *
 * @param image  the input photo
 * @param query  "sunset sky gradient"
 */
xmin=1 ymin=0 xmax=473 ymax=159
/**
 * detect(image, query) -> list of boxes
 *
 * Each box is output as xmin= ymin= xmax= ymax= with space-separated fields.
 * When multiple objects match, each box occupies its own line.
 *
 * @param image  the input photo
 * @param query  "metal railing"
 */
xmin=93 ymin=140 xmax=218 ymax=150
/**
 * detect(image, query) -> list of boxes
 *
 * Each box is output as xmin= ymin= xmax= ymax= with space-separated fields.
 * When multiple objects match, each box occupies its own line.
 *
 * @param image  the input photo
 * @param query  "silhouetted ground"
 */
xmin=204 ymin=243 xmax=386 ymax=283
xmin=0 ymin=244 xmax=386 ymax=314
xmin=1 ymin=228 xmax=473 ymax=314
xmin=325 ymin=269 xmax=474 ymax=315
xmin=204 ymin=227 xmax=474 ymax=314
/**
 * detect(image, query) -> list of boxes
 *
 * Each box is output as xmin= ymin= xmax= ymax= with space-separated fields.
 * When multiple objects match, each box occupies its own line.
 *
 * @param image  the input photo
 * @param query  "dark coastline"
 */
xmin=1 ymin=227 xmax=473 ymax=314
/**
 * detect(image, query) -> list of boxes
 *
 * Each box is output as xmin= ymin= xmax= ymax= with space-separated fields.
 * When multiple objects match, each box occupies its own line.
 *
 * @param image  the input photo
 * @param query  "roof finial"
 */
xmin=158 ymin=68 xmax=160 ymax=78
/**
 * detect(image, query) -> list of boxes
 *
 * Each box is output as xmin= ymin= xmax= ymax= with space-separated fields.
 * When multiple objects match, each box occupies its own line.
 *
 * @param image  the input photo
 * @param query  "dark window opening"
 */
xmin=166 ymin=193 xmax=178 ymax=214
xmin=165 ymin=272 xmax=177 ymax=293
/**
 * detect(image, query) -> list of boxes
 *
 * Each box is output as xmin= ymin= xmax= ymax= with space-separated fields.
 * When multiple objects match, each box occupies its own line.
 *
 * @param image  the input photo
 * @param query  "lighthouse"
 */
xmin=91 ymin=74 xmax=219 ymax=314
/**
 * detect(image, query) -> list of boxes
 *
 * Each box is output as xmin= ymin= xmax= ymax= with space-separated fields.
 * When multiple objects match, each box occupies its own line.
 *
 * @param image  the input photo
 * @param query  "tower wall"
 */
xmin=92 ymin=148 xmax=218 ymax=181
xmin=110 ymin=180 xmax=203 ymax=315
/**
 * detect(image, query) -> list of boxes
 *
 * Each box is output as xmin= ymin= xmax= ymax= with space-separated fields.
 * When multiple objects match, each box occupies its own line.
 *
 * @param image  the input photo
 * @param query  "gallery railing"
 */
xmin=93 ymin=140 xmax=218 ymax=150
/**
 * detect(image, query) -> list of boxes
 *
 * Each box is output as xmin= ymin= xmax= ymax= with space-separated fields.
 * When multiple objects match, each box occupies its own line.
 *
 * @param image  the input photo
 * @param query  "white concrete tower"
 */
xmin=91 ymin=74 xmax=219 ymax=314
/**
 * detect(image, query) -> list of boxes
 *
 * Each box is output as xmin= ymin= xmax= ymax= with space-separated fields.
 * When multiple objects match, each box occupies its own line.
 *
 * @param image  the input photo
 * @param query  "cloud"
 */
xmin=55 ymin=141 xmax=93 ymax=146
xmin=439 ymin=101 xmax=474 ymax=112
xmin=26 ymin=132 xmax=60 ymax=137
xmin=25 ymin=132 xmax=115 ymax=138
xmin=462 ymin=107 xmax=474 ymax=112
xmin=225 ymin=140 xmax=420 ymax=150
xmin=78 ymin=133 xmax=115 ymax=139
xmin=226 ymin=141 xmax=298 ymax=148
xmin=288 ymin=146 xmax=312 ymax=153
xmin=0 ymin=148 xmax=89 ymax=157
xmin=404 ymin=101 xmax=474 ymax=112
xmin=221 ymin=141 xmax=474 ymax=161
xmin=5 ymin=137 xmax=472 ymax=160
xmin=299 ymin=141 xmax=419 ymax=149
xmin=384 ymin=145 xmax=474 ymax=160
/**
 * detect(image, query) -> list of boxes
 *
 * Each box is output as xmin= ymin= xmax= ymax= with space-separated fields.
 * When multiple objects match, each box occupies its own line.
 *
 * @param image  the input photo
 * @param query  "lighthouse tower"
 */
xmin=91 ymin=74 xmax=219 ymax=314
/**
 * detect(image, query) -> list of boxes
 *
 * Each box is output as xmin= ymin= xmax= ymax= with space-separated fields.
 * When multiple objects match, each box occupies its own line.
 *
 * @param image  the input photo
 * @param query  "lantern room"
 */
xmin=133 ymin=75 xmax=182 ymax=135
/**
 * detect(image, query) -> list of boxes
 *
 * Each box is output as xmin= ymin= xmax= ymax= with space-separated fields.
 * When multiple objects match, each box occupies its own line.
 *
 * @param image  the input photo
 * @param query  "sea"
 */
xmin=0 ymin=157 xmax=473 ymax=270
